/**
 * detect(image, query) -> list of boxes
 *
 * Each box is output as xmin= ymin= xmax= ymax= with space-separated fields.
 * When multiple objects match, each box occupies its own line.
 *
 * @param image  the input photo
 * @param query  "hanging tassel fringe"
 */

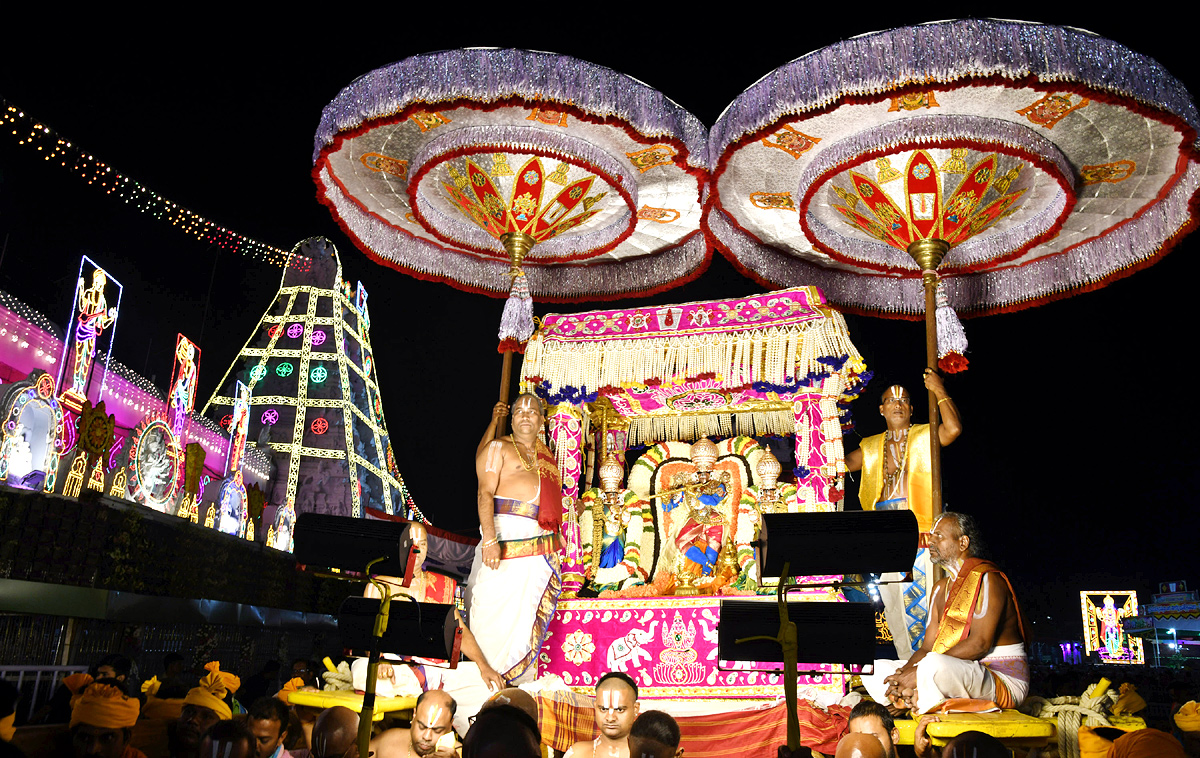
xmin=497 ymin=272 xmax=534 ymax=353
xmin=523 ymin=310 xmax=863 ymax=393
xmin=935 ymin=279 xmax=969 ymax=373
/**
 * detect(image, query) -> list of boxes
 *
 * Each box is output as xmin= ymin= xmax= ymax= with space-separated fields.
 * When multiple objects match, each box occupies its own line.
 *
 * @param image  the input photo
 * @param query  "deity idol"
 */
xmin=578 ymin=452 xmax=651 ymax=591
xmin=664 ymin=438 xmax=732 ymax=578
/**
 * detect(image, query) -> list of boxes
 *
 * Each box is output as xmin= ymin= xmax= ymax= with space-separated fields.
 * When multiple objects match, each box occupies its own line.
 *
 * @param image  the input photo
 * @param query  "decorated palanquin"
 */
xmin=520 ymin=286 xmax=869 ymax=700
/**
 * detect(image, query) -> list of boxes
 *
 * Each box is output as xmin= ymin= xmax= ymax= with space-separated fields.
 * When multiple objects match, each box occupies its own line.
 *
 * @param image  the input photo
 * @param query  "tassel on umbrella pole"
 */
xmin=495 ymin=232 xmax=535 ymax=440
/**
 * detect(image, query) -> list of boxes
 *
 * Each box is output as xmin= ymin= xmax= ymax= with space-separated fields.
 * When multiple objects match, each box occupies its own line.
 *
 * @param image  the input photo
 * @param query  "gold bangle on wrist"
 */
xmin=937 ymin=397 xmax=951 ymax=406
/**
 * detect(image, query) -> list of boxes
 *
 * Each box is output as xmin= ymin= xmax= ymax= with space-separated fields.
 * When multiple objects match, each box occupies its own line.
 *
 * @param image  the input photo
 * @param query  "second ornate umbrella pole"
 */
xmin=907 ymin=239 xmax=948 ymax=522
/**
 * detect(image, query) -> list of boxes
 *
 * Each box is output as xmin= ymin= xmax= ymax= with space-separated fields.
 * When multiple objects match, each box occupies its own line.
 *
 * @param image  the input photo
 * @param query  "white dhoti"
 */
xmin=465 ymin=501 xmax=561 ymax=682
xmin=861 ymin=643 xmax=1029 ymax=714
xmin=350 ymin=658 xmax=494 ymax=736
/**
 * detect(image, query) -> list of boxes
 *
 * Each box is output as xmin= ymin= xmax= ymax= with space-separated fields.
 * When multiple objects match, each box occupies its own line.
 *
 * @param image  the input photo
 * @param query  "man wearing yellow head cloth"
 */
xmin=70 ymin=682 xmax=145 ymax=758
xmin=175 ymin=665 xmax=234 ymax=758
xmin=1175 ymin=701 xmax=1200 ymax=756
xmin=846 ymin=372 xmax=961 ymax=658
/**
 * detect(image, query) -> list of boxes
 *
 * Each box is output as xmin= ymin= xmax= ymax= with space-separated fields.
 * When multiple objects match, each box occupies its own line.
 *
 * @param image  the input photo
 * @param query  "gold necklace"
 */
xmin=512 ymin=439 xmax=535 ymax=471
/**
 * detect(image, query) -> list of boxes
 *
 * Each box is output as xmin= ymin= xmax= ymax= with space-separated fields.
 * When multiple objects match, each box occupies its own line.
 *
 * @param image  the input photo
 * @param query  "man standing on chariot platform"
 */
xmin=467 ymin=393 xmax=563 ymax=683
xmin=846 ymin=369 xmax=961 ymax=657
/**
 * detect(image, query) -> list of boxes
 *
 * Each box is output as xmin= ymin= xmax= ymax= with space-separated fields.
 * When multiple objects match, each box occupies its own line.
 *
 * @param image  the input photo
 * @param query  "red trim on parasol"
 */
xmin=314 ymin=183 xmax=713 ymax=303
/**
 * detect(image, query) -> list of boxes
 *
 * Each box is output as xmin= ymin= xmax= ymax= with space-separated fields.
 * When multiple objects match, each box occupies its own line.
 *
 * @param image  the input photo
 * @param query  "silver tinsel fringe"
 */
xmin=316 ymin=49 xmax=709 ymax=169
xmin=710 ymin=19 xmax=1200 ymax=160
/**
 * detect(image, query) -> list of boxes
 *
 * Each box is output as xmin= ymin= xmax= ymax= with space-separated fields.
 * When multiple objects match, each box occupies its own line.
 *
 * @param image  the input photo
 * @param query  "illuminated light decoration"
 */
xmin=261 ymin=408 xmax=279 ymax=425
xmin=108 ymin=466 xmax=127 ymax=498
xmin=0 ymin=100 xmax=289 ymax=267
xmin=215 ymin=475 xmax=248 ymax=536
xmin=203 ymin=238 xmax=422 ymax=523
xmin=287 ymin=323 xmax=304 ymax=339
xmin=249 ymin=364 xmax=267 ymax=382
xmin=126 ymin=415 xmax=181 ymax=512
xmin=271 ymin=498 xmax=297 ymax=553
xmin=167 ymin=334 xmax=200 ymax=443
xmin=311 ymin=417 xmax=329 ymax=435
xmin=57 ymin=256 xmax=122 ymax=413
xmin=1081 ymin=591 xmax=1145 ymax=665
xmin=107 ymin=435 xmax=124 ymax=472
xmin=0 ymin=370 xmax=65 ymax=492
xmin=276 ymin=362 xmax=294 ymax=377
xmin=267 ymin=324 xmax=281 ymax=339
xmin=226 ymin=380 xmax=252 ymax=476
xmin=355 ymin=282 xmax=370 ymax=332
xmin=220 ymin=414 xmax=233 ymax=430
xmin=62 ymin=450 xmax=88 ymax=498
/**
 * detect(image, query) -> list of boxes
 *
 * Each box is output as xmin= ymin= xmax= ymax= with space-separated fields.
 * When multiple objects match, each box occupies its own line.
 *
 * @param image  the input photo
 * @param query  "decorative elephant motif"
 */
xmin=606 ymin=619 xmax=659 ymax=672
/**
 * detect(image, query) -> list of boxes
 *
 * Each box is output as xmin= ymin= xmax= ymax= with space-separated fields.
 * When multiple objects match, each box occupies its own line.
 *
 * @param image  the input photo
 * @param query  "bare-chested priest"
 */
xmin=846 ymin=369 xmax=962 ymax=657
xmin=861 ymin=511 xmax=1029 ymax=714
xmin=467 ymin=393 xmax=563 ymax=684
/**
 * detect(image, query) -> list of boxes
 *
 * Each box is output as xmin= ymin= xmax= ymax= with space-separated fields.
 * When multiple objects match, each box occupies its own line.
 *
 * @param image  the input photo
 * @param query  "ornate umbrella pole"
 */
xmin=907 ymin=239 xmax=949 ymax=521
xmin=495 ymin=232 xmax=536 ymax=439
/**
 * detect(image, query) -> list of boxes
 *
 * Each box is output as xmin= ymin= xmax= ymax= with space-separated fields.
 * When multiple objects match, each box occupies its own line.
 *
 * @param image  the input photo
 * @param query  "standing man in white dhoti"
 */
xmin=467 ymin=393 xmax=563 ymax=683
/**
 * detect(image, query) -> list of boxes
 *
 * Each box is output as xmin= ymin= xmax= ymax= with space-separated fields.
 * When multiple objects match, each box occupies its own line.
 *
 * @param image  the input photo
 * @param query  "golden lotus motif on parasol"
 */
xmin=441 ymin=156 xmax=608 ymax=244
xmin=830 ymin=151 xmax=1026 ymax=251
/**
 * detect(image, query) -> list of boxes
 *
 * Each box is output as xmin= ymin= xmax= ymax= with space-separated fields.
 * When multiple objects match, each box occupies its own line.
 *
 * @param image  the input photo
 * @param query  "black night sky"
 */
xmin=1 ymin=11 xmax=1196 ymax=641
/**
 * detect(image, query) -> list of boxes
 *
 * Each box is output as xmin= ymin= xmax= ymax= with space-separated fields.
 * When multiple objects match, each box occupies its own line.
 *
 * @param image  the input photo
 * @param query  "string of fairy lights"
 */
xmin=1 ymin=99 xmax=290 ymax=267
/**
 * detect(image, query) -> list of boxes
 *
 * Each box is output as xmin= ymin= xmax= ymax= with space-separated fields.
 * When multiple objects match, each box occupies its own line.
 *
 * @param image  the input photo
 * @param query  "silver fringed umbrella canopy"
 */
xmin=705 ymin=19 xmax=1200 ymax=318
xmin=705 ymin=18 xmax=1200 ymax=557
xmin=313 ymin=48 xmax=709 ymax=304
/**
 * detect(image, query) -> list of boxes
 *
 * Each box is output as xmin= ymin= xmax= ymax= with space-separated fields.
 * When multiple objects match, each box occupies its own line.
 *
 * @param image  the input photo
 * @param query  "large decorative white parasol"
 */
xmin=313 ymin=48 xmax=709 ymax=303
xmin=314 ymin=47 xmax=710 ymax=406
xmin=706 ymin=19 xmax=1200 ymax=318
xmin=705 ymin=19 xmax=1200 ymax=521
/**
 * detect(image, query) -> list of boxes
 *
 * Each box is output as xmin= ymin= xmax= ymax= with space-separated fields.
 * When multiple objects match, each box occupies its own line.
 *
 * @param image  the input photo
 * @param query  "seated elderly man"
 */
xmin=70 ymin=681 xmax=144 ymax=758
xmin=862 ymin=512 xmax=1029 ymax=714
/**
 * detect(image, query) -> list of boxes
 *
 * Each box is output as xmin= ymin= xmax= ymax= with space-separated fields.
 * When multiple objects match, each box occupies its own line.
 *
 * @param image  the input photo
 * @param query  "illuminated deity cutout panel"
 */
xmin=57 ymin=257 xmax=122 ymax=412
xmin=1080 ymin=591 xmax=1144 ymax=664
xmin=168 ymin=334 xmax=200 ymax=440
xmin=127 ymin=415 xmax=181 ymax=512
xmin=0 ymin=371 xmax=65 ymax=492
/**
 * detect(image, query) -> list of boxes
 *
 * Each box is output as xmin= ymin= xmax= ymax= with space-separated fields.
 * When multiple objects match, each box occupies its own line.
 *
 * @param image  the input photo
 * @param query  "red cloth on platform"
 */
xmin=534 ymin=694 xmax=849 ymax=755
xmin=677 ymin=702 xmax=850 ymax=757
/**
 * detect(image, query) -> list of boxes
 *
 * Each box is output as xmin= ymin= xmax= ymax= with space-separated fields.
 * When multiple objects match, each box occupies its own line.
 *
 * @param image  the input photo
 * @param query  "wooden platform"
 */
xmin=895 ymin=709 xmax=1056 ymax=749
